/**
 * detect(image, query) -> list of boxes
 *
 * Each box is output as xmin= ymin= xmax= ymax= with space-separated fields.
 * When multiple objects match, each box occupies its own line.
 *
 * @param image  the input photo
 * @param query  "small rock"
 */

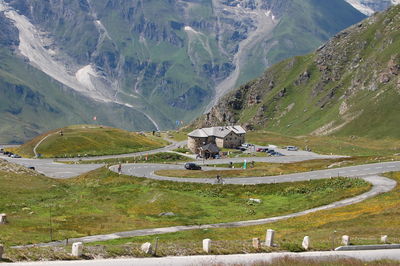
xmin=265 ymin=229 xmax=275 ymax=247
xmin=71 ymin=242 xmax=83 ymax=257
xmin=0 ymin=214 xmax=7 ymax=224
xmin=249 ymin=198 xmax=262 ymax=204
xmin=141 ymin=242 xmax=152 ymax=254
xmin=158 ymin=212 xmax=175 ymax=217
xmin=342 ymin=235 xmax=350 ymax=246
xmin=203 ymin=239 xmax=211 ymax=253
xmin=252 ymin=238 xmax=261 ymax=249
xmin=379 ymin=73 xmax=390 ymax=83
xmin=302 ymin=236 xmax=310 ymax=250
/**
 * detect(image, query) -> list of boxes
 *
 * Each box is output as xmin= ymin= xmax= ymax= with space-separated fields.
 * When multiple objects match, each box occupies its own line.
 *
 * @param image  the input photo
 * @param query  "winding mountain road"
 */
xmin=2 ymin=141 xmax=399 ymax=250
xmin=110 ymin=161 xmax=400 ymax=185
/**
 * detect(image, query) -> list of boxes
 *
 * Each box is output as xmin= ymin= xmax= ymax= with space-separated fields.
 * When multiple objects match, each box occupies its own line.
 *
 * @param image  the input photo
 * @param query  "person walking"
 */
xmin=216 ymin=175 xmax=221 ymax=184
xmin=118 ymin=164 xmax=122 ymax=175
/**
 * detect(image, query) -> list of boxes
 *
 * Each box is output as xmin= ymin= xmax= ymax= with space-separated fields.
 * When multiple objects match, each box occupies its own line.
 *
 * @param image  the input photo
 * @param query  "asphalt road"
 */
xmin=0 ymin=156 xmax=102 ymax=179
xmin=2 ymin=142 xmax=400 ymax=253
xmin=3 ymin=249 xmax=400 ymax=265
xmin=0 ymin=141 xmax=345 ymax=179
xmin=111 ymin=161 xmax=400 ymax=184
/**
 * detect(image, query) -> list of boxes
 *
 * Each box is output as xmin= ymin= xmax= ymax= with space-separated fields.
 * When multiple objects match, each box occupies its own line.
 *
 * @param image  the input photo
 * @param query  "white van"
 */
xmin=287 ymin=146 xmax=298 ymax=151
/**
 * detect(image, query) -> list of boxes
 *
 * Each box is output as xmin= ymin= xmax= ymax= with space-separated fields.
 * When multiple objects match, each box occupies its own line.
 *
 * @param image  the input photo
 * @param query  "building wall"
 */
xmin=188 ymin=132 xmax=245 ymax=154
xmin=222 ymin=132 xmax=245 ymax=148
xmin=215 ymin=137 xmax=224 ymax=148
xmin=188 ymin=136 xmax=207 ymax=153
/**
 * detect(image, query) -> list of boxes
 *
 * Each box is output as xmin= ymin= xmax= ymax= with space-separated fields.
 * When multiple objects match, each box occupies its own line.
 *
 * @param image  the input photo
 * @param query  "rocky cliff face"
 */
xmin=200 ymin=5 xmax=400 ymax=139
xmin=0 ymin=0 xmax=368 ymax=142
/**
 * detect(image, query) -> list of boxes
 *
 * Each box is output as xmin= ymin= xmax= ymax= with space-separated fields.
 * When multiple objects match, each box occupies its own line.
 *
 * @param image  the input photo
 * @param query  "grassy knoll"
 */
xmin=156 ymin=156 xmax=399 ymax=179
xmin=0 ymin=162 xmax=369 ymax=247
xmin=247 ymin=131 xmax=400 ymax=156
xmin=70 ymin=152 xmax=191 ymax=165
xmin=80 ymin=171 xmax=399 ymax=257
xmin=14 ymin=125 xmax=168 ymax=158
xmin=161 ymin=130 xmax=190 ymax=142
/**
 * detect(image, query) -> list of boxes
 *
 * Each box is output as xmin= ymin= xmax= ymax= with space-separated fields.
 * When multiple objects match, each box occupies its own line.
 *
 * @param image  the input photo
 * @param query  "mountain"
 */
xmin=0 ymin=0 xmax=366 ymax=143
xmin=199 ymin=5 xmax=400 ymax=139
xmin=345 ymin=0 xmax=399 ymax=15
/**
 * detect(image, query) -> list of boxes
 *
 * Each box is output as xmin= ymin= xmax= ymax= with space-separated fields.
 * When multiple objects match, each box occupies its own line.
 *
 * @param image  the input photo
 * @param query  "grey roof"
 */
xmin=201 ymin=143 xmax=220 ymax=153
xmin=188 ymin=125 xmax=246 ymax=138
xmin=188 ymin=129 xmax=208 ymax=138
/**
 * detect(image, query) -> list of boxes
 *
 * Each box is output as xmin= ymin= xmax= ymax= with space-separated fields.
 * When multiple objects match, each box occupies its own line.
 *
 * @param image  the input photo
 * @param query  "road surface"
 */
xmin=0 ymin=156 xmax=102 ymax=179
xmin=111 ymin=161 xmax=400 ymax=184
xmin=3 ymin=249 xmax=400 ymax=265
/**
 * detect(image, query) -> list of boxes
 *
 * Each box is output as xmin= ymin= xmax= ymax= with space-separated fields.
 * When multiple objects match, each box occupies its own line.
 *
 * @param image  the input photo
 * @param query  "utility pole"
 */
xmin=49 ymin=204 xmax=53 ymax=241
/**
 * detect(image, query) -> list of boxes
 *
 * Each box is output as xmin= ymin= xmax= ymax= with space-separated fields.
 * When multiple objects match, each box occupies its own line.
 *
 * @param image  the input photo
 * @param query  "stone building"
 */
xmin=188 ymin=126 xmax=246 ymax=154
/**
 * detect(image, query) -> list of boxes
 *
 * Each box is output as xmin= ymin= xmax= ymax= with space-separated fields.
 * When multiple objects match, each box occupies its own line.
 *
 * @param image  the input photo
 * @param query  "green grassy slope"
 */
xmin=202 ymin=5 xmax=400 ymax=140
xmin=0 ymin=163 xmax=369 ymax=246
xmin=14 ymin=125 xmax=168 ymax=158
xmin=88 ymin=172 xmax=399 ymax=256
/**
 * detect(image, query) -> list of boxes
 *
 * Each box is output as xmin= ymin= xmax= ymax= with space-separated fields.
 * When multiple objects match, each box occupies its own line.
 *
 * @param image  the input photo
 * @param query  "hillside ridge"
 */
xmin=197 ymin=5 xmax=400 ymax=139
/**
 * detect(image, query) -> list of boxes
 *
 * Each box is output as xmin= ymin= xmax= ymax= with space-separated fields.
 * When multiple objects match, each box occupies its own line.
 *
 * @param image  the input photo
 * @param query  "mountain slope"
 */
xmin=0 ymin=0 xmax=367 ymax=142
xmin=0 ymin=47 xmax=158 ymax=144
xmin=200 ymin=5 xmax=400 ymax=139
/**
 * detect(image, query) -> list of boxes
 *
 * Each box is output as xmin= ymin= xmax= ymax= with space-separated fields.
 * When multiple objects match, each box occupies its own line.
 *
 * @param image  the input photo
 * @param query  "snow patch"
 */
xmin=75 ymin=65 xmax=98 ymax=92
xmin=345 ymin=0 xmax=375 ymax=15
xmin=345 ymin=0 xmax=399 ymax=15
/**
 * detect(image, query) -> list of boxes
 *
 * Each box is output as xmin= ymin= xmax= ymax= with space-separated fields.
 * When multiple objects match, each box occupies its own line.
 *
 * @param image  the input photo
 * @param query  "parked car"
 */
xmin=241 ymin=143 xmax=254 ymax=148
xmin=184 ymin=163 xmax=202 ymax=170
xmin=28 ymin=166 xmax=35 ymax=171
xmin=286 ymin=146 xmax=299 ymax=151
xmin=267 ymin=150 xmax=275 ymax=154
xmin=256 ymin=148 xmax=268 ymax=152
xmin=10 ymin=154 xmax=21 ymax=158
xmin=273 ymin=152 xmax=285 ymax=156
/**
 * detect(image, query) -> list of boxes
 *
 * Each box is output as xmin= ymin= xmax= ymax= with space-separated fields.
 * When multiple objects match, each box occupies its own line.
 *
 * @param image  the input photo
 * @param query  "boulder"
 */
xmin=342 ymin=235 xmax=350 ymax=246
xmin=302 ymin=236 xmax=310 ymax=250
xmin=71 ymin=242 xmax=83 ymax=257
xmin=158 ymin=212 xmax=175 ymax=217
xmin=0 ymin=214 xmax=6 ymax=224
xmin=141 ymin=242 xmax=152 ymax=254
xmin=203 ymin=239 xmax=211 ymax=253
xmin=265 ymin=229 xmax=275 ymax=247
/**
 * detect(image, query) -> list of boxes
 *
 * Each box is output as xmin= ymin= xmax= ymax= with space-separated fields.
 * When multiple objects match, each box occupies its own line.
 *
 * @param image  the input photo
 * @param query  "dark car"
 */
xmin=184 ymin=163 xmax=202 ymax=170
xmin=28 ymin=166 xmax=35 ymax=171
